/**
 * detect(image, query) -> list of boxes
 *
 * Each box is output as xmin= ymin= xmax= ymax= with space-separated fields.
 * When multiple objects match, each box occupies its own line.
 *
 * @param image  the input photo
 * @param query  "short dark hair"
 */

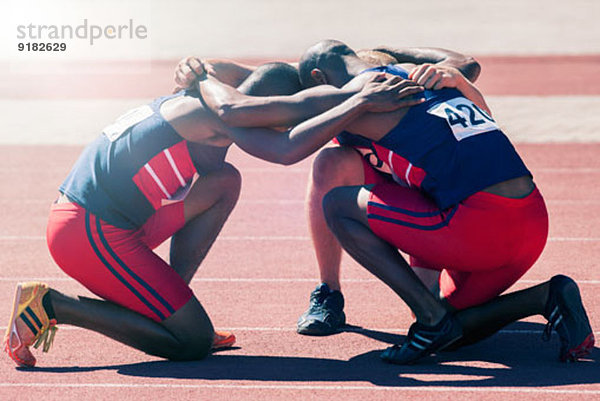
xmin=298 ymin=39 xmax=355 ymax=88
xmin=237 ymin=62 xmax=302 ymax=96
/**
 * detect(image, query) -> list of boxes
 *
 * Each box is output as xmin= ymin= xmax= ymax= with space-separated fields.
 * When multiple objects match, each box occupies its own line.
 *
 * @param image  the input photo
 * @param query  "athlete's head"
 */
xmin=298 ymin=39 xmax=357 ymax=88
xmin=237 ymin=62 xmax=302 ymax=96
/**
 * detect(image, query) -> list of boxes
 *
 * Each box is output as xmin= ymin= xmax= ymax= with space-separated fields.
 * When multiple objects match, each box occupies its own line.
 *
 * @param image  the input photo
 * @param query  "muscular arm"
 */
xmin=202 ymin=58 xmax=256 ymax=87
xmin=372 ymin=46 xmax=481 ymax=82
xmin=453 ymin=72 xmax=492 ymax=116
xmin=174 ymin=57 xmax=256 ymax=91
xmin=221 ymin=76 xmax=424 ymax=165
xmin=225 ymin=93 xmax=369 ymax=165
xmin=197 ymin=74 xmax=360 ymax=128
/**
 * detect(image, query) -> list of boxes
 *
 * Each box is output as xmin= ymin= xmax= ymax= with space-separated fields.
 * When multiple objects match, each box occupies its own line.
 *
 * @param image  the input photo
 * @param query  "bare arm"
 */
xmin=372 ymin=46 xmax=481 ymax=82
xmin=224 ymin=76 xmax=424 ymax=165
xmin=226 ymin=94 xmax=368 ymax=165
xmin=197 ymin=73 xmax=361 ymax=128
xmin=409 ymin=64 xmax=491 ymax=115
xmin=452 ymin=71 xmax=492 ymax=116
xmin=174 ymin=57 xmax=256 ymax=91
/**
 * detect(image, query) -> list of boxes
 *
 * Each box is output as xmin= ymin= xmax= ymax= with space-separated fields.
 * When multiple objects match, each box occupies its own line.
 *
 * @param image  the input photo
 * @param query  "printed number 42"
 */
xmin=445 ymin=103 xmax=494 ymax=128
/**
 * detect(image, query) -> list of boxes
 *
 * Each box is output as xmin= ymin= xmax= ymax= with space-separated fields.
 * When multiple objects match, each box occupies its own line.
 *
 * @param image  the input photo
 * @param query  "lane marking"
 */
xmin=2 ymin=235 xmax=600 ymax=242
xmin=0 ymin=277 xmax=599 ymax=285
xmin=536 ymin=168 xmax=600 ymax=173
xmin=0 ymin=382 xmax=598 ymax=394
xmin=0 ymin=235 xmax=310 ymax=241
xmin=0 ymin=324 xmax=597 ymax=337
xmin=3 ymin=199 xmax=600 ymax=205
xmin=3 ymin=167 xmax=600 ymax=174
xmin=547 ymin=237 xmax=600 ymax=242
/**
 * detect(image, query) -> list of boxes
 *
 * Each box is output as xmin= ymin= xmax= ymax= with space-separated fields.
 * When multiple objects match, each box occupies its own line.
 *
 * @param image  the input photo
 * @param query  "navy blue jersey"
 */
xmin=336 ymin=65 xmax=531 ymax=209
xmin=60 ymin=91 xmax=228 ymax=229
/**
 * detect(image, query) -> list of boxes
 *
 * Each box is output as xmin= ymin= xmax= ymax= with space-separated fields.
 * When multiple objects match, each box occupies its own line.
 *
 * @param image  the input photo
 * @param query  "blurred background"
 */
xmin=1 ymin=0 xmax=599 ymax=144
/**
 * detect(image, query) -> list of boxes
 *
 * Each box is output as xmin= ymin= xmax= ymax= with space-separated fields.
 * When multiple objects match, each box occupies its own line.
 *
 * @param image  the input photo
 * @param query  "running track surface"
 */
xmin=0 ymin=56 xmax=599 ymax=400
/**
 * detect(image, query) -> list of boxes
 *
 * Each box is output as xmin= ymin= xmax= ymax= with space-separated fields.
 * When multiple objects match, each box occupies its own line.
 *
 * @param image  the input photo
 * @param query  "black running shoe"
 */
xmin=381 ymin=313 xmax=463 ymax=365
xmin=542 ymin=275 xmax=595 ymax=362
xmin=297 ymin=283 xmax=345 ymax=336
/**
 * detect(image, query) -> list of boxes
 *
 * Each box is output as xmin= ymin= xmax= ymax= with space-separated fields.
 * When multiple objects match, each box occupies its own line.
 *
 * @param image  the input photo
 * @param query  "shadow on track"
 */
xmin=25 ymin=321 xmax=599 ymax=388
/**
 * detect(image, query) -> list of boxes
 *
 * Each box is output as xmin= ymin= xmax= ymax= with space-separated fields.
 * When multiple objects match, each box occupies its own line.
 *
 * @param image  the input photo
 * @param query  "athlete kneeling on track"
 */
xmin=4 ymin=57 xmax=423 ymax=367
xmin=295 ymin=40 xmax=594 ymax=364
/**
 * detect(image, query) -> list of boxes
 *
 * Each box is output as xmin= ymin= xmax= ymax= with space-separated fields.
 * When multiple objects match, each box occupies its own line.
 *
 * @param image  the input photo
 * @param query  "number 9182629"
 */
xmin=18 ymin=43 xmax=67 ymax=51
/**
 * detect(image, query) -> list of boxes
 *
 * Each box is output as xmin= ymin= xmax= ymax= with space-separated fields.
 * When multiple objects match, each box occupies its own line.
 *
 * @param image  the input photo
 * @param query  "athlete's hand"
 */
xmin=358 ymin=73 xmax=425 ymax=113
xmin=173 ymin=56 xmax=206 ymax=93
xmin=408 ymin=63 xmax=463 ymax=90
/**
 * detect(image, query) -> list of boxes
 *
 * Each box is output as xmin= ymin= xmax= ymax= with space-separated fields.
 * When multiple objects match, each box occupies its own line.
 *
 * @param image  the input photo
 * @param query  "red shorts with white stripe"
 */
xmin=361 ymin=160 xmax=549 ymax=310
xmin=46 ymin=200 xmax=192 ymax=322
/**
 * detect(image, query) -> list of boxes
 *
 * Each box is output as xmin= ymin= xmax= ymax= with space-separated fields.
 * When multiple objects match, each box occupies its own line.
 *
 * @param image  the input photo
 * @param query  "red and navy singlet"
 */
xmin=60 ymin=91 xmax=228 ymax=229
xmin=337 ymin=65 xmax=531 ymax=210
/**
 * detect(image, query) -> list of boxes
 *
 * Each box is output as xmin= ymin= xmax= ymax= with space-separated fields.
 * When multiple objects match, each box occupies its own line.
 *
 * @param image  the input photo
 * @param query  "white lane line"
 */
xmin=536 ymin=168 xmax=600 ymax=173
xmin=0 ymin=324 xmax=597 ymax=337
xmin=547 ymin=237 xmax=600 ymax=242
xmin=1 ymin=199 xmax=599 ymax=205
xmin=0 ymin=235 xmax=311 ymax=241
xmin=2 ymin=235 xmax=600 ymax=242
xmin=0 ymin=277 xmax=599 ymax=285
xmin=3 ymin=167 xmax=600 ymax=174
xmin=546 ymin=200 xmax=600 ymax=204
xmin=0 ymin=382 xmax=598 ymax=394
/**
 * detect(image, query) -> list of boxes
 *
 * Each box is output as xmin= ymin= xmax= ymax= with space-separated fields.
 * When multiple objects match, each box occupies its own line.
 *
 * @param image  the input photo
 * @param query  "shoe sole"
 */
xmin=297 ymin=322 xmax=339 ymax=336
xmin=562 ymin=333 xmax=595 ymax=362
xmin=212 ymin=334 xmax=236 ymax=350
xmin=381 ymin=332 xmax=463 ymax=365
xmin=381 ymin=316 xmax=463 ymax=365
xmin=4 ymin=284 xmax=31 ymax=367
xmin=297 ymin=312 xmax=346 ymax=336
xmin=554 ymin=276 xmax=594 ymax=362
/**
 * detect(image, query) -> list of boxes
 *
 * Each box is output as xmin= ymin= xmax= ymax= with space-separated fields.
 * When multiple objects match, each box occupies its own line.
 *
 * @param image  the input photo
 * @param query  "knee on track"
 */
xmin=166 ymin=330 xmax=214 ymax=361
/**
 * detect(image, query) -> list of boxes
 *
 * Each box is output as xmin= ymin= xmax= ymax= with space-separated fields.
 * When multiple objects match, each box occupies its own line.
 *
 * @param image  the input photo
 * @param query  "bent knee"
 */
xmin=323 ymin=186 xmax=369 ymax=232
xmin=210 ymin=163 xmax=242 ymax=208
xmin=311 ymin=147 xmax=363 ymax=189
xmin=165 ymin=327 xmax=213 ymax=361
xmin=322 ymin=186 xmax=345 ymax=225
xmin=220 ymin=163 xmax=242 ymax=196
xmin=160 ymin=297 xmax=215 ymax=361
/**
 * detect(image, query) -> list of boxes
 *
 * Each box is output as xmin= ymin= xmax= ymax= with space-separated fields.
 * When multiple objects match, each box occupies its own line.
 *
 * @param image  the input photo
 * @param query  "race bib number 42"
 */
xmin=427 ymin=97 xmax=498 ymax=141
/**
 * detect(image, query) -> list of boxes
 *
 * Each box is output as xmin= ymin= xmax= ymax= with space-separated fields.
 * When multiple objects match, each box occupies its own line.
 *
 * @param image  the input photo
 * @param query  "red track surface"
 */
xmin=1 ymin=55 xmax=599 ymax=99
xmin=0 ymin=56 xmax=599 ymax=400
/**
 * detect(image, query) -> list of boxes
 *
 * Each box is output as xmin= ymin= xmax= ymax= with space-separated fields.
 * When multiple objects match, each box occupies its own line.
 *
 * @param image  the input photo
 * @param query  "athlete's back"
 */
xmin=336 ymin=65 xmax=531 ymax=209
xmin=61 ymin=91 xmax=229 ymax=229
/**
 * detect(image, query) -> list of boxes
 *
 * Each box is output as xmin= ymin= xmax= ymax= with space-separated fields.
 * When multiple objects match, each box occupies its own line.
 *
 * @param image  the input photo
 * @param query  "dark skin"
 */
xmin=301 ymin=41 xmax=554 ymax=353
xmin=42 ymin=44 xmax=490 ymax=360
xmin=180 ymin=45 xmax=532 ymax=330
xmin=173 ymin=46 xmax=494 ymax=296
xmin=301 ymin=41 xmax=534 ymax=199
xmin=322 ymin=184 xmax=552 ymax=349
xmin=299 ymin=46 xmax=488 ymax=293
xmin=42 ymin=59 xmax=423 ymax=361
xmin=48 ymin=164 xmax=241 ymax=360
xmin=191 ymin=47 xmax=500 ymax=327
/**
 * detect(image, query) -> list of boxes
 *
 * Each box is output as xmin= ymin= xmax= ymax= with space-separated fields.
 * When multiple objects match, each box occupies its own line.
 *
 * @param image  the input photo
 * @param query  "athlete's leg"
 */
xmin=451 ymin=275 xmax=594 ymax=362
xmin=169 ymin=163 xmax=241 ymax=283
xmin=306 ymin=146 xmax=365 ymax=290
xmin=450 ymin=281 xmax=549 ymax=348
xmin=323 ymin=184 xmax=464 ymax=364
xmin=47 ymin=289 xmax=214 ymax=360
xmin=322 ymin=185 xmax=447 ymax=325
xmin=39 ymin=200 xmax=222 ymax=362
xmin=297 ymin=147 xmax=367 ymax=335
